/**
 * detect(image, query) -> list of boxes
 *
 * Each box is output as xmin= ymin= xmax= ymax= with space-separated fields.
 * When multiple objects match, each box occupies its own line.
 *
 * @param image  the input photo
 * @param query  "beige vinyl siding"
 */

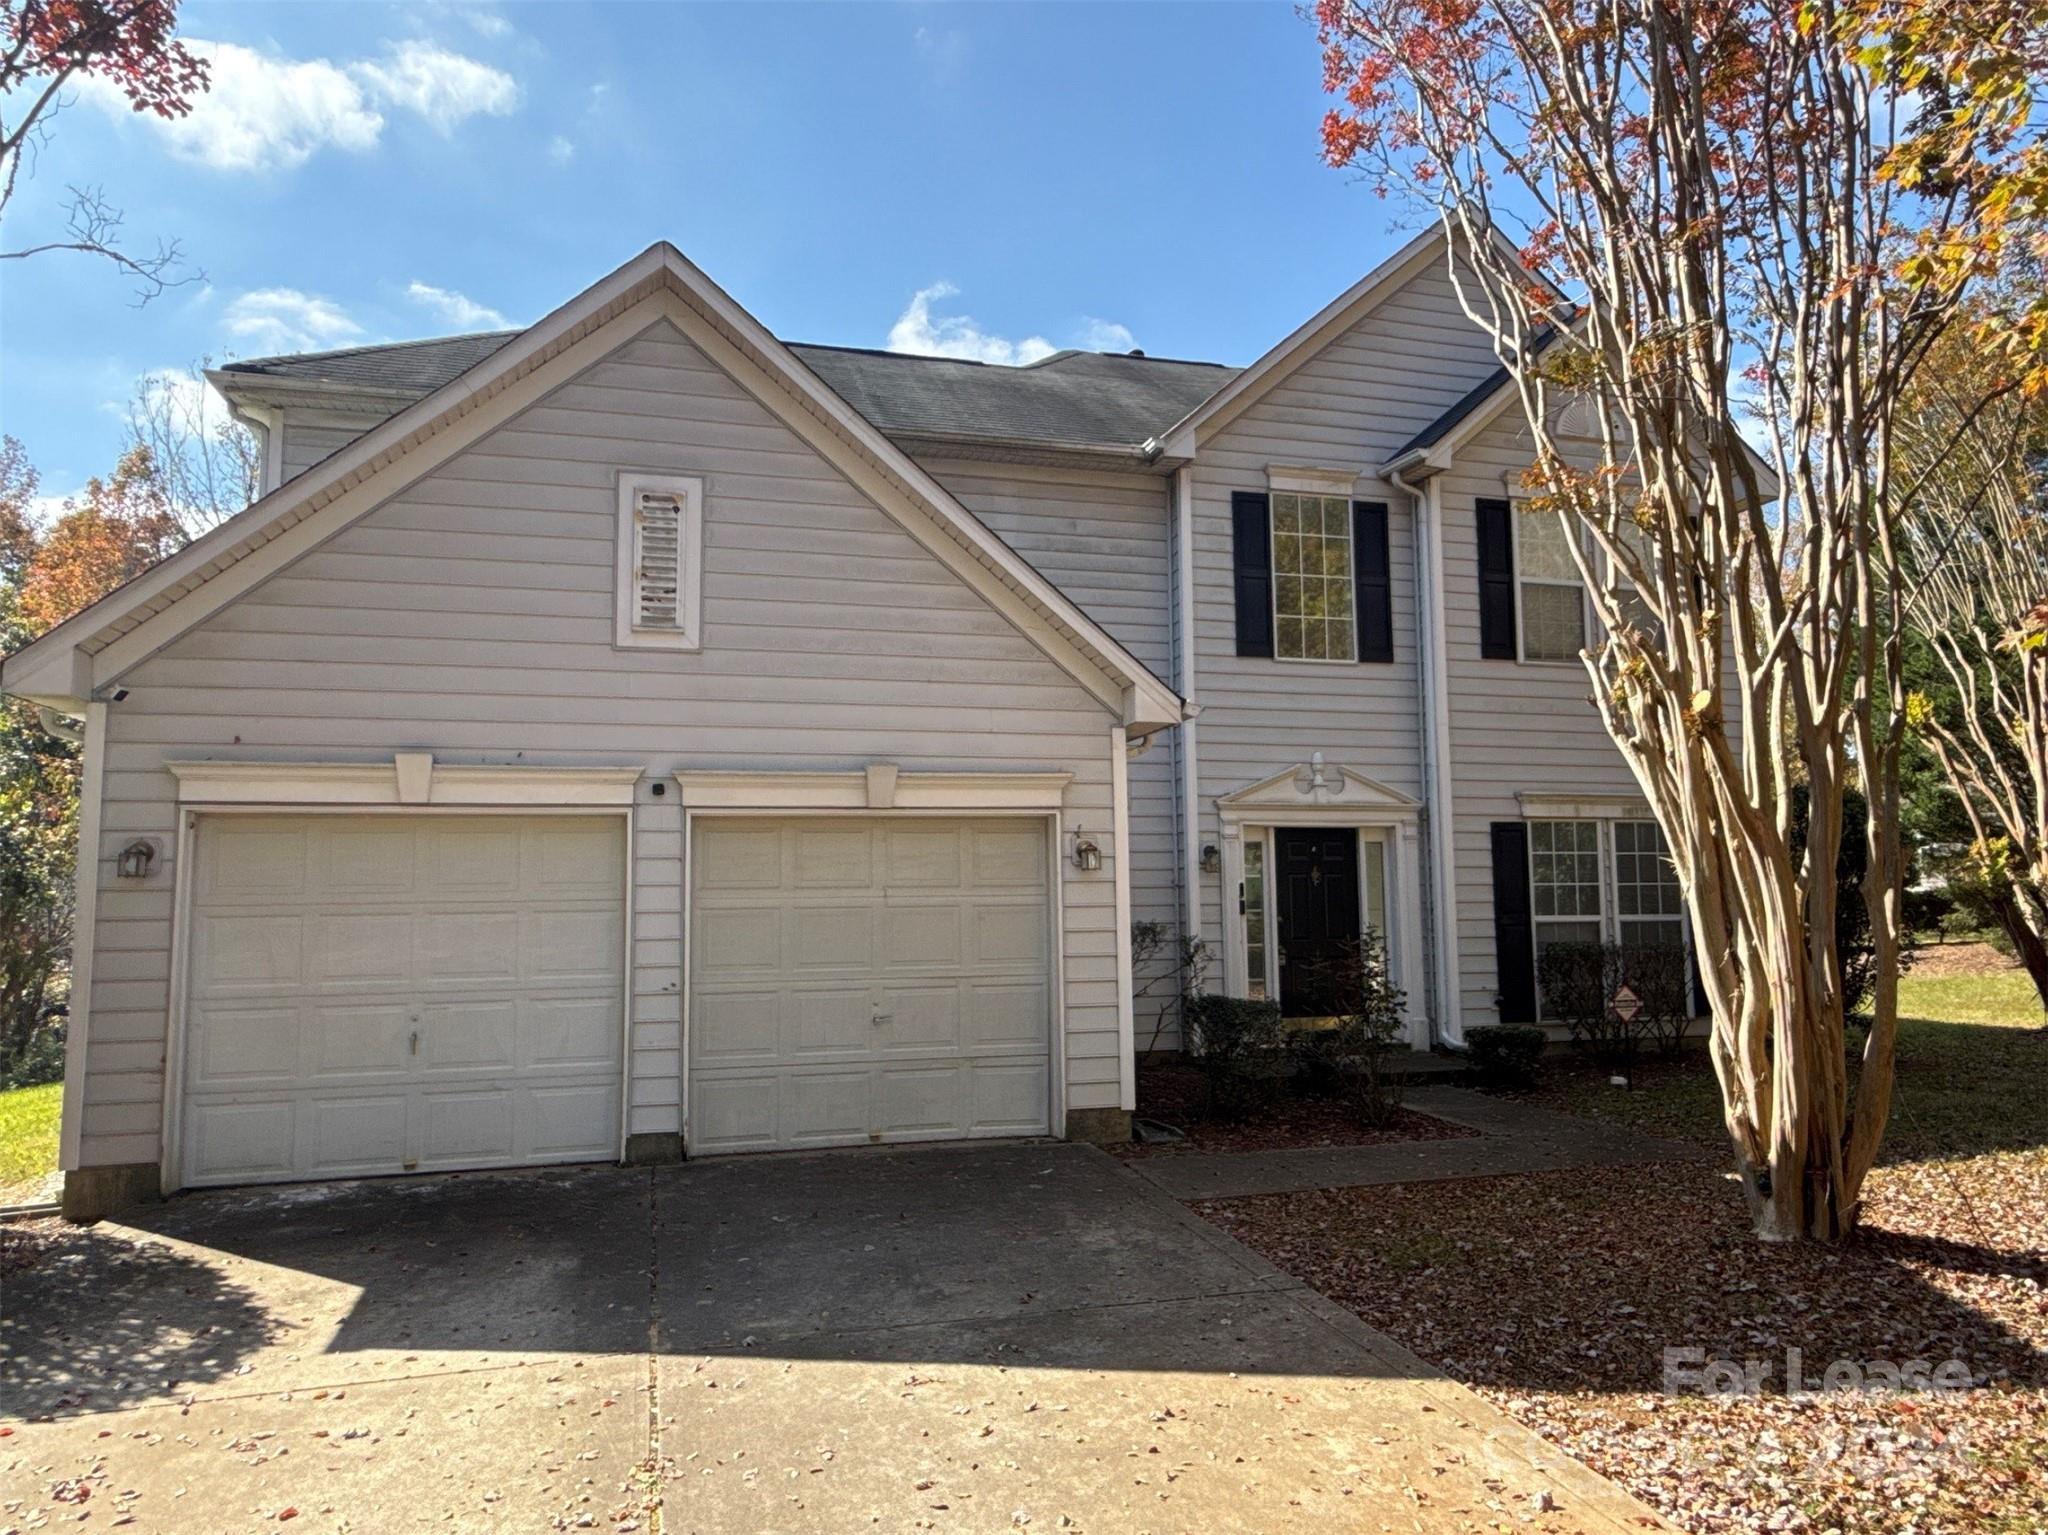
xmin=77 ymin=319 xmax=1124 ymax=1170
xmin=278 ymin=409 xmax=392 ymax=485
xmin=923 ymin=459 xmax=1183 ymax=1051
xmin=1184 ymin=261 xmax=1503 ymax=1027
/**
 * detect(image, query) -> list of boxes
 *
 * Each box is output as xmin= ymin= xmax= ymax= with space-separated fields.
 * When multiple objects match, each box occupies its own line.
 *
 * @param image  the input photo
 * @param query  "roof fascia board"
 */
xmin=1155 ymin=226 xmax=1448 ymax=457
xmin=206 ymin=371 xmax=423 ymax=415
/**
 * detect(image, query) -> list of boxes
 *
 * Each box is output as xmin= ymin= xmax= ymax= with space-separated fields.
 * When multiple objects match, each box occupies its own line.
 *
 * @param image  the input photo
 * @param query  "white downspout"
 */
xmin=1389 ymin=463 xmax=1465 ymax=1049
xmin=1172 ymin=465 xmax=1203 ymax=967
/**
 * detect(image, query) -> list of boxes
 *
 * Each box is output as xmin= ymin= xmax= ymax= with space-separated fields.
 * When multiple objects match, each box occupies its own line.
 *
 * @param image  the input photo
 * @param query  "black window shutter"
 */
xmin=1490 ymin=821 xmax=1538 ymax=1023
xmin=1690 ymin=928 xmax=1714 ymax=1019
xmin=1232 ymin=491 xmax=1273 ymax=657
xmin=1352 ymin=499 xmax=1393 ymax=663
xmin=1476 ymin=497 xmax=1518 ymax=660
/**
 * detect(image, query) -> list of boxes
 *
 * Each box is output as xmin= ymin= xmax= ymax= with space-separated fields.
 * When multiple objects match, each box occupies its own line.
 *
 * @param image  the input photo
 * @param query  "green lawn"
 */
xmin=1516 ymin=970 xmax=2048 ymax=1163
xmin=0 ymin=1082 xmax=62 ymax=1205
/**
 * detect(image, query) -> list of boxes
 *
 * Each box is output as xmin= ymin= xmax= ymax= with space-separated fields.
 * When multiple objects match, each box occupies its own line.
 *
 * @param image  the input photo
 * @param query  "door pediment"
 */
xmin=1216 ymin=757 xmax=1421 ymax=821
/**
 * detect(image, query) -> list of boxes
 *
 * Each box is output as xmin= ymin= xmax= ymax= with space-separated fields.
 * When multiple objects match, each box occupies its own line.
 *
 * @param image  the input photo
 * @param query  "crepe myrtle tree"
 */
xmin=1896 ymin=312 xmax=2048 ymax=1013
xmin=1316 ymin=0 xmax=2048 ymax=1238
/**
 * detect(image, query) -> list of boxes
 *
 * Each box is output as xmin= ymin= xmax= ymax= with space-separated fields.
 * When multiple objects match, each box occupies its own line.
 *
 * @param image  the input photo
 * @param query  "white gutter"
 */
xmin=1389 ymin=463 xmax=1465 ymax=1048
xmin=1172 ymin=466 xmax=1203 ymax=955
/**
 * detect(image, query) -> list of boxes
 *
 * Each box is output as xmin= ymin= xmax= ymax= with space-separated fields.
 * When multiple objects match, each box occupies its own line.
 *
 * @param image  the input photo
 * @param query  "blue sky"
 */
xmin=2 ymin=1 xmax=1432 ymax=506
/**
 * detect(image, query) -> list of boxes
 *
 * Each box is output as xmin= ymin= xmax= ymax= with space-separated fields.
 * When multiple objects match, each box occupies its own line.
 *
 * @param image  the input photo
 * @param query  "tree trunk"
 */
xmin=1990 ymin=887 xmax=2048 ymax=1024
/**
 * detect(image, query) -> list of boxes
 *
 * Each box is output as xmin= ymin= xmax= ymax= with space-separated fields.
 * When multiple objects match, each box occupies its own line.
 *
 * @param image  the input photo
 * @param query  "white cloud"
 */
xmin=223 ymin=288 xmax=363 ymax=353
xmin=913 ymin=25 xmax=969 ymax=82
xmin=546 ymin=134 xmax=575 ymax=165
xmin=1079 ymin=318 xmax=1137 ymax=353
xmin=406 ymin=280 xmax=510 ymax=330
xmin=351 ymin=41 xmax=520 ymax=133
xmin=131 ymin=368 xmax=234 ymax=434
xmin=458 ymin=7 xmax=513 ymax=40
xmin=887 ymin=283 xmax=1057 ymax=367
xmin=82 ymin=37 xmax=516 ymax=172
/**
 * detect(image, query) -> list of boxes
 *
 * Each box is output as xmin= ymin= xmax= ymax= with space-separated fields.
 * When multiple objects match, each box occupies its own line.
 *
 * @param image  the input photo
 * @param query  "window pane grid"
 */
xmin=1273 ymin=493 xmax=1356 ymax=661
xmin=1518 ymin=510 xmax=1587 ymax=660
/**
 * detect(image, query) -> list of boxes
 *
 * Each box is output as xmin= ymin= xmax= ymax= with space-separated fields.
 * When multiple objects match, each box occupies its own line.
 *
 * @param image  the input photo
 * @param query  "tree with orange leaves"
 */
xmin=1315 ymin=0 xmax=2048 ymax=1238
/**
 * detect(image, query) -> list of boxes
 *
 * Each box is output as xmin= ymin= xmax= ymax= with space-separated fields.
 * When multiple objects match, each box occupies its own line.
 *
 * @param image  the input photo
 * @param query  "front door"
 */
xmin=1275 ymin=828 xmax=1361 ymax=1018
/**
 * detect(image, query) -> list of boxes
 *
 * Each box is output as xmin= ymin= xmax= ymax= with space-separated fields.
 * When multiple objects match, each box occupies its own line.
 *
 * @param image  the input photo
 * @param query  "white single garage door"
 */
xmin=179 ymin=814 xmax=626 ymax=1188
xmin=689 ymin=817 xmax=1053 ymax=1153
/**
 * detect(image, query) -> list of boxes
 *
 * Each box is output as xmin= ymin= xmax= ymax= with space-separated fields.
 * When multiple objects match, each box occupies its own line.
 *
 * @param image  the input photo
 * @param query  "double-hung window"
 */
xmin=1529 ymin=820 xmax=1605 ymax=960
xmin=1271 ymin=493 xmax=1357 ymax=662
xmin=1613 ymin=820 xmax=1685 ymax=951
xmin=1525 ymin=817 xmax=1691 ymax=1019
xmin=1516 ymin=511 xmax=1587 ymax=661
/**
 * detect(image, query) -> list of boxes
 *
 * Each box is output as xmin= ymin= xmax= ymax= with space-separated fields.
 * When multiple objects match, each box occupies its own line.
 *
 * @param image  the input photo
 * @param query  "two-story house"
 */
xmin=4 ymin=231 xmax=1701 ymax=1220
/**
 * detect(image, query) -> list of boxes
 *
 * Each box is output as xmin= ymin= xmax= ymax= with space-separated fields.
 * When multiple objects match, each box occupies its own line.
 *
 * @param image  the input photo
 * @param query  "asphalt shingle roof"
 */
xmin=217 ymin=332 xmax=1240 ymax=455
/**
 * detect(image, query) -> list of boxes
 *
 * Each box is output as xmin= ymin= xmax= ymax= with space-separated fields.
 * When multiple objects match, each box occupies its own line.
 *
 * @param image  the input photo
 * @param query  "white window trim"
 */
xmin=1524 ymin=815 xmax=1694 ymax=1020
xmin=1268 ymin=488 xmax=1360 ymax=666
xmin=1508 ymin=503 xmax=1590 ymax=667
xmin=615 ymin=471 xmax=704 ymax=651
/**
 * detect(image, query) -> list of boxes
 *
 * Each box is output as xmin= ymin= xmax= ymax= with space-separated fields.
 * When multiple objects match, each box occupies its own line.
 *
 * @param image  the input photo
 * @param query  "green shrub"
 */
xmin=1466 ymin=1024 xmax=1546 ymax=1089
xmin=1182 ymin=994 xmax=1283 ymax=1119
xmin=1298 ymin=931 xmax=1410 ymax=1128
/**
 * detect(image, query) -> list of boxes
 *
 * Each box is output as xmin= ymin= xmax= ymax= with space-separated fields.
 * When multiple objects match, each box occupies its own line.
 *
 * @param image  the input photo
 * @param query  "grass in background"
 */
xmin=0 ymin=1083 xmax=62 ymax=1204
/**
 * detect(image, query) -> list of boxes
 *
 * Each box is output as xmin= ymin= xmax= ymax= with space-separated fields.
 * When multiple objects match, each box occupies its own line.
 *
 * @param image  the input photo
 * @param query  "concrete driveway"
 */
xmin=1 ymin=1143 xmax=1666 ymax=1533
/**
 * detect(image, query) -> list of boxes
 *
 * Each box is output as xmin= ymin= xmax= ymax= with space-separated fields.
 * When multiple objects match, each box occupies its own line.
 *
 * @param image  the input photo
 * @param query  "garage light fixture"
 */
xmin=116 ymin=840 xmax=157 ymax=880
xmin=1071 ymin=828 xmax=1102 ymax=872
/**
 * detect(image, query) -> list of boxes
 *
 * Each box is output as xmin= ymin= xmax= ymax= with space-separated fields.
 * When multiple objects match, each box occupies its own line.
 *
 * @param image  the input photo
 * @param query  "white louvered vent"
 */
xmin=615 ymin=474 xmax=702 ymax=650
xmin=633 ymin=490 xmax=684 ymax=631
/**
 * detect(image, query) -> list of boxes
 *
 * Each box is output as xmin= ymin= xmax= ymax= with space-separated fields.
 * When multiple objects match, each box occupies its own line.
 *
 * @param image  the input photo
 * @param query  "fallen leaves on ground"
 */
xmin=1196 ymin=1151 xmax=2048 ymax=1534
xmin=1112 ymin=1064 xmax=1477 ymax=1157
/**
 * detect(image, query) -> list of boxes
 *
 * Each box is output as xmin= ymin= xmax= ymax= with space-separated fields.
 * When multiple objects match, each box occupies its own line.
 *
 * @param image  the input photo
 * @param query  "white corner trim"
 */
xmin=1109 ymin=726 xmax=1136 ymax=1110
xmin=673 ymin=769 xmax=1073 ymax=812
xmin=166 ymin=757 xmax=645 ymax=807
xmin=57 ymin=700 xmax=107 ymax=1171
xmin=1518 ymin=791 xmax=1655 ymax=821
xmin=1267 ymin=465 xmax=1364 ymax=495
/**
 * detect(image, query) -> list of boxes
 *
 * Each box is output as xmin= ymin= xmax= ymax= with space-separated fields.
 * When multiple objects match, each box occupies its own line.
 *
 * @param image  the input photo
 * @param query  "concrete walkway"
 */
xmin=1126 ymin=1084 xmax=1704 ymax=1201
xmin=1 ymin=1142 xmax=1674 ymax=1534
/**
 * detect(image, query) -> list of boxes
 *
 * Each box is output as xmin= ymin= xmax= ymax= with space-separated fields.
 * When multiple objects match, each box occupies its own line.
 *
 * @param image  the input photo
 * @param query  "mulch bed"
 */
xmin=1908 ymin=941 xmax=2024 ymax=981
xmin=1197 ymin=1152 xmax=2048 ymax=1534
xmin=1108 ymin=1063 xmax=1477 ymax=1158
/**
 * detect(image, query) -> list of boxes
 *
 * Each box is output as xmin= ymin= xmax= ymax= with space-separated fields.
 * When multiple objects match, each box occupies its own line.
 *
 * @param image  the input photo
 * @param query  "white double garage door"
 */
xmin=180 ymin=813 xmax=1053 ymax=1187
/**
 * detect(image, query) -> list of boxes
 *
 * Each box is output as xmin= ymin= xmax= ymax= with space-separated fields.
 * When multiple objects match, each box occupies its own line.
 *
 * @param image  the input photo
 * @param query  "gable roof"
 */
xmin=215 ymin=332 xmax=1238 ymax=459
xmin=6 ymin=243 xmax=1185 ymax=733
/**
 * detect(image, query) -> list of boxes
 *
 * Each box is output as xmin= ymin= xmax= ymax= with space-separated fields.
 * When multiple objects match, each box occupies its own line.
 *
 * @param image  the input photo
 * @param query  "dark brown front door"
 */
xmin=1275 ymin=828 xmax=1361 ymax=1018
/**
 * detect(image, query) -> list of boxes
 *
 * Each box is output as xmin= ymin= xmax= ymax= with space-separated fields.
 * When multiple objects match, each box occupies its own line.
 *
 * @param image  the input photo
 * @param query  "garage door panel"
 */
xmin=201 ymin=825 xmax=308 ymax=900
xmin=791 ymin=904 xmax=876 ymax=969
xmin=181 ymin=815 xmax=624 ymax=1188
xmin=973 ymin=1061 xmax=1052 ymax=1132
xmin=527 ymin=821 xmax=626 ymax=894
xmin=695 ymin=905 xmax=782 ymax=974
xmin=190 ymin=1005 xmax=299 ymax=1087
xmin=689 ymin=817 xmax=1051 ymax=1152
xmin=325 ymin=824 xmax=417 ymax=893
xmin=418 ymin=910 xmax=521 ymax=982
xmin=693 ymin=989 xmax=783 ymax=1063
xmin=964 ymin=983 xmax=1049 ymax=1049
xmin=527 ymin=1084 xmax=621 ymax=1156
xmin=973 ymin=824 xmax=1047 ymax=883
xmin=878 ymin=985 xmax=960 ymax=1053
xmin=793 ymin=825 xmax=873 ymax=886
xmin=884 ymin=824 xmax=962 ymax=885
xmin=312 ymin=914 xmax=415 ymax=985
xmin=527 ymin=907 xmax=624 ymax=983
xmin=309 ymin=1002 xmax=412 ymax=1078
xmin=192 ymin=914 xmax=304 ymax=991
xmin=308 ymin=1095 xmax=407 ymax=1175
xmin=790 ymin=989 xmax=873 ymax=1057
xmin=187 ymin=1099 xmax=296 ymax=1183
xmin=528 ymin=996 xmax=622 ymax=1071
xmin=971 ymin=903 xmax=1049 ymax=965
xmin=696 ymin=825 xmax=782 ymax=889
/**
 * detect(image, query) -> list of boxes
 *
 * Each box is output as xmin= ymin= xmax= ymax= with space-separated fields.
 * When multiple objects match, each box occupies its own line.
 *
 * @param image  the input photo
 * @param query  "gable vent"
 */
xmin=633 ymin=490 xmax=684 ymax=631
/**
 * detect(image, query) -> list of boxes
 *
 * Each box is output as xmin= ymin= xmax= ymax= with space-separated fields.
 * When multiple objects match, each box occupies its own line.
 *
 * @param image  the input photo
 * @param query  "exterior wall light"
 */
xmin=1200 ymin=843 xmax=1222 ymax=874
xmin=116 ymin=840 xmax=157 ymax=880
xmin=1071 ymin=829 xmax=1102 ymax=872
